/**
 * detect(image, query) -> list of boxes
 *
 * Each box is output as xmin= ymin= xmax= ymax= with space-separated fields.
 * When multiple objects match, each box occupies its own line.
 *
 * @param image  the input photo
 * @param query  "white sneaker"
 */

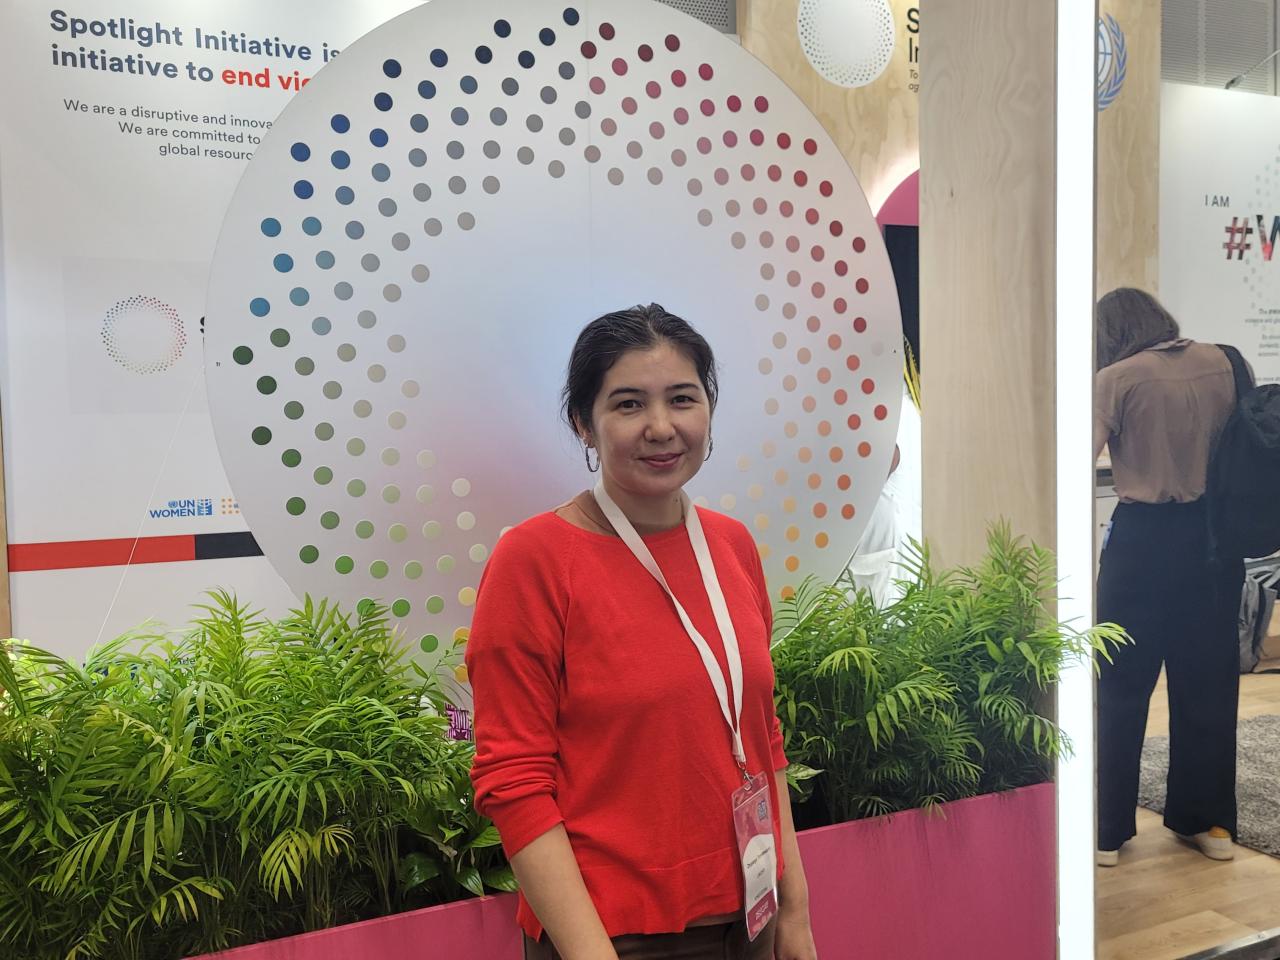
xmin=1096 ymin=848 xmax=1119 ymax=867
xmin=1177 ymin=827 xmax=1235 ymax=861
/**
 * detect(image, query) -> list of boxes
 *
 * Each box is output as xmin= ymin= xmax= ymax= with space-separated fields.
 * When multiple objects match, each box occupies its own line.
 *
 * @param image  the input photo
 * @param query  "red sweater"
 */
xmin=466 ymin=508 xmax=787 ymax=939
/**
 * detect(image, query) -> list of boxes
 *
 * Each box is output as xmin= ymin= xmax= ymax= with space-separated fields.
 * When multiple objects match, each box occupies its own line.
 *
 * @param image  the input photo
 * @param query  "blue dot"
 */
xmin=418 ymin=80 xmax=436 ymax=99
xmin=313 ymin=317 xmax=332 ymax=335
xmin=346 ymin=221 xmax=365 ymax=239
xmin=374 ymin=92 xmax=393 ymax=112
xmin=290 ymin=142 xmax=311 ymax=162
xmin=336 ymin=186 xmax=355 ymax=204
xmin=476 ymin=45 xmax=493 ymax=64
xmin=331 ymin=150 xmax=350 ymax=170
xmin=410 ymin=114 xmax=428 ymax=133
xmin=331 ymin=114 xmax=350 ymax=133
xmin=290 ymin=287 xmax=310 ymax=306
xmin=539 ymin=28 xmax=556 ymax=46
xmin=451 ymin=107 xmax=469 ymax=125
xmin=518 ymin=50 xmax=535 ymax=69
xmin=260 ymin=217 xmax=281 ymax=237
xmin=430 ymin=48 xmax=448 ymax=67
xmin=316 ymin=250 xmax=335 ymax=269
xmin=563 ymin=7 xmax=580 ymax=25
xmin=559 ymin=61 xmax=575 ymax=80
xmin=461 ymin=75 xmax=478 ymax=94
xmin=370 ymin=128 xmax=388 ymax=147
xmin=372 ymin=163 xmax=390 ymax=182
xmin=250 ymin=298 xmax=270 ymax=317
xmin=273 ymin=254 xmax=294 ymax=272
xmin=302 ymin=216 xmax=322 ymax=236
xmin=293 ymin=180 xmax=314 ymax=199
xmin=494 ymin=19 xmax=511 ymax=38
xmin=383 ymin=58 xmax=402 ymax=78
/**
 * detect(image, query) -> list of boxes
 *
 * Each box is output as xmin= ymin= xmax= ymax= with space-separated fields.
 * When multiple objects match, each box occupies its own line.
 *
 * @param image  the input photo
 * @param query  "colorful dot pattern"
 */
xmin=205 ymin=0 xmax=902 ymax=677
xmin=101 ymin=295 xmax=186 ymax=374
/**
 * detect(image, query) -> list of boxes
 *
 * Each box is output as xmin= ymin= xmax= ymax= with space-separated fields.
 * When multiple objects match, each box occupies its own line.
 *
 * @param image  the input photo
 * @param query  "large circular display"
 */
xmin=797 ymin=0 xmax=896 ymax=89
xmin=206 ymin=0 xmax=902 ymax=676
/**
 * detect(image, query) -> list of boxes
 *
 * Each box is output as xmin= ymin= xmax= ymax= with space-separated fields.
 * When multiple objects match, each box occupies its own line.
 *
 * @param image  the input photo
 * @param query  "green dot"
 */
xmin=437 ymin=556 xmax=455 ymax=574
xmin=392 ymin=598 xmax=411 ymax=617
xmin=389 ymin=523 xmax=407 ymax=542
xmin=320 ymin=511 xmax=340 ymax=530
xmin=286 ymin=497 xmax=306 ymax=516
xmin=251 ymin=426 xmax=272 ymax=445
xmin=233 ymin=345 xmax=254 ymax=365
xmin=335 ymin=555 xmax=354 ymax=574
xmin=299 ymin=545 xmax=319 ymax=564
xmin=426 ymin=595 xmax=445 ymax=614
xmin=420 ymin=634 xmax=439 ymax=653
xmin=295 ymin=357 xmax=315 ymax=376
xmin=357 ymin=598 xmax=376 ymax=617
xmin=270 ymin=328 xmax=291 ymax=347
xmin=257 ymin=376 xmax=277 ymax=395
xmin=323 ymin=380 xmax=343 ymax=399
xmin=422 ymin=520 xmax=442 ymax=540
xmin=355 ymin=520 xmax=375 ymax=539
xmin=347 ymin=479 xmax=366 ymax=497
xmin=315 ymin=422 xmax=334 ymax=441
xmin=284 ymin=401 xmax=304 ymax=420
xmin=347 ymin=438 xmax=366 ymax=456
xmin=282 ymin=448 xmax=302 ymax=468
xmin=404 ymin=561 xmax=423 ymax=579
xmin=371 ymin=560 xmax=389 ymax=579
xmin=382 ymin=485 xmax=401 ymax=504
xmin=313 ymin=466 xmax=333 ymax=485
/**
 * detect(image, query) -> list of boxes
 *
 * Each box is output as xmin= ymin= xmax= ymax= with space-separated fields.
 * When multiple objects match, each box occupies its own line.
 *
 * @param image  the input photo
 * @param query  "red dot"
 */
xmin=727 ymin=95 xmax=742 ymax=112
xmin=811 ymin=245 xmax=825 ymax=262
xmin=753 ymin=197 xmax=767 ymax=215
xmin=674 ymin=107 xmax=689 ymax=124
xmin=829 ymin=221 xmax=844 ymax=237
xmin=714 ymin=168 xmax=729 ymax=185
xmin=741 ymin=163 xmax=755 ymax=180
xmin=794 ymin=170 xmax=808 ymax=187
xmin=581 ymin=41 xmax=597 ymax=59
xmin=874 ymin=404 xmax=888 ymax=420
xmin=811 ymin=282 xmax=825 ymax=298
xmin=699 ymin=63 xmax=714 ymax=81
xmin=853 ymin=317 xmax=867 ymax=333
xmin=861 ymin=378 xmax=876 ymax=395
xmin=612 ymin=58 xmax=628 ymax=75
xmin=829 ymin=447 xmax=844 ymax=463
xmin=846 ymin=354 xmax=861 ymax=371
xmin=754 ymin=96 xmax=769 ymax=112
xmin=767 ymin=165 xmax=782 ymax=181
xmin=833 ymin=297 xmax=847 ymax=314
xmin=646 ymin=81 xmax=661 ymax=98
xmin=697 ymin=136 xmax=712 ymax=154
xmin=749 ymin=129 xmax=764 ymax=146
xmin=853 ymin=236 xmax=867 ymax=253
xmin=837 ymin=474 xmax=852 ymax=491
xmin=814 ymin=502 xmax=828 ymax=518
xmin=848 ymin=414 xmax=862 ymax=429
xmin=834 ymin=260 xmax=848 ymax=277
xmin=857 ymin=443 xmax=872 ymax=459
xmin=828 ymin=334 xmax=842 ymax=350
xmin=786 ymin=235 xmax=800 ymax=253
xmin=665 ymin=34 xmax=681 ymax=52
xmin=621 ymin=97 xmax=637 ymax=115
xmin=779 ymin=200 xmax=794 ymax=217
xmin=803 ymin=138 xmax=818 ymax=155
xmin=817 ymin=367 xmax=831 ymax=384
xmin=842 ymin=504 xmax=856 ymax=519
xmin=805 ymin=208 xmax=819 ymax=225
xmin=600 ymin=22 xmax=616 ymax=40
xmin=700 ymin=98 xmax=715 ymax=116
xmin=807 ymin=316 xmax=821 ymax=333
xmin=777 ymin=132 xmax=791 ymax=149
xmin=650 ymin=122 xmax=665 ymax=138
xmin=856 ymin=278 xmax=869 ymax=294
xmin=802 ymin=396 xmax=816 ymax=412
xmin=787 ymin=270 xmax=801 ymax=287
xmin=672 ymin=69 xmax=687 ymax=87
xmin=589 ymin=76 xmax=606 ymax=94
xmin=723 ymin=130 xmax=738 ymax=147
xmin=819 ymin=181 xmax=833 ymax=197
xmin=638 ymin=44 xmax=654 ymax=61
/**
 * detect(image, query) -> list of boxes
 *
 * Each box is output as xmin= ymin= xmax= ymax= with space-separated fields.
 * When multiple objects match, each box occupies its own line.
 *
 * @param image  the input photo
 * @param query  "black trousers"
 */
xmin=1096 ymin=499 xmax=1243 ymax=851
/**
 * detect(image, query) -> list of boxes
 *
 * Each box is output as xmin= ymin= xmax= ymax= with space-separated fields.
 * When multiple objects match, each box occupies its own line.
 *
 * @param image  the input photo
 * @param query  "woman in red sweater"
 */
xmin=467 ymin=304 xmax=817 ymax=960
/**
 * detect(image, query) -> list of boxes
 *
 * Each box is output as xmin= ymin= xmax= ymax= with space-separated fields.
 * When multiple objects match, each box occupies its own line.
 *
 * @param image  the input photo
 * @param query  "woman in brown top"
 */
xmin=1093 ymin=288 xmax=1243 ymax=867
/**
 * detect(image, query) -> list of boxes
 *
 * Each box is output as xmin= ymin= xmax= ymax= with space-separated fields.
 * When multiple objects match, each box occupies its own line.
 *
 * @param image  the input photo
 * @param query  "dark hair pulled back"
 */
xmin=562 ymin=303 xmax=718 ymax=435
xmin=1095 ymin=287 xmax=1182 ymax=370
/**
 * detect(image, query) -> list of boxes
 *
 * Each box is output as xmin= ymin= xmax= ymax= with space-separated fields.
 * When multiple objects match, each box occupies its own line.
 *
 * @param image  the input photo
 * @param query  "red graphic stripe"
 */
xmin=9 ymin=535 xmax=196 ymax=572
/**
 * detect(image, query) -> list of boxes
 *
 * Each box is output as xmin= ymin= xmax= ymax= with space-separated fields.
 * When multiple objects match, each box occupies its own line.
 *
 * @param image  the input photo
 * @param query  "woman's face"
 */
xmin=581 ymin=341 xmax=711 ymax=505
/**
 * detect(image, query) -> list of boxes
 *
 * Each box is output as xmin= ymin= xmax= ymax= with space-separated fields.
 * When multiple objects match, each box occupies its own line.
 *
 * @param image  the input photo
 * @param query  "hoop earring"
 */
xmin=584 ymin=445 xmax=600 ymax=473
xmin=704 ymin=437 xmax=714 ymax=462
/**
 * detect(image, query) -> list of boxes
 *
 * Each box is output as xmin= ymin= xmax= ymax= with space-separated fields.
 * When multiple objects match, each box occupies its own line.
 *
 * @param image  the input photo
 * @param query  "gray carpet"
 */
xmin=1138 ymin=714 xmax=1280 ymax=857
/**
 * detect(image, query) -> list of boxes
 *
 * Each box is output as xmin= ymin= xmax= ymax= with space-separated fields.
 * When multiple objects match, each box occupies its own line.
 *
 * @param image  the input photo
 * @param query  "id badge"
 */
xmin=731 ymin=772 xmax=778 ymax=941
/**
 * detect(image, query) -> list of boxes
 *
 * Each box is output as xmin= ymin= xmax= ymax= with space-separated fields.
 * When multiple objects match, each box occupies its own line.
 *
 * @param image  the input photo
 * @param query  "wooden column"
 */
xmin=918 ymin=0 xmax=1058 ymax=566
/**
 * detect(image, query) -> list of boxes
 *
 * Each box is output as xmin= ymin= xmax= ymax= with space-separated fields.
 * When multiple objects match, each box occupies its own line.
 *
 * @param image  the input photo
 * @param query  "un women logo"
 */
xmin=1097 ymin=14 xmax=1127 ymax=112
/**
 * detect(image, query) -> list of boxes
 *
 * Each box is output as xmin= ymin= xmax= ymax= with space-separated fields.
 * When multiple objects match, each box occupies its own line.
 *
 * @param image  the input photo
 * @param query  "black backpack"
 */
xmin=1207 ymin=345 xmax=1280 ymax=560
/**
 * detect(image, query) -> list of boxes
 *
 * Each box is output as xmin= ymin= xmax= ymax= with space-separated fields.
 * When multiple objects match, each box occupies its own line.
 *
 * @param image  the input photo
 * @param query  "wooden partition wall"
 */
xmin=918 ymin=0 xmax=1058 ymax=566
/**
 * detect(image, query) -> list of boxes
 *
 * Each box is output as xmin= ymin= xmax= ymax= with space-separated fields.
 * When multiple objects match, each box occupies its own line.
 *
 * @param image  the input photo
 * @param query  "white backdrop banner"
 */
xmin=1161 ymin=82 xmax=1280 ymax=384
xmin=0 ymin=2 xmax=418 ymax=657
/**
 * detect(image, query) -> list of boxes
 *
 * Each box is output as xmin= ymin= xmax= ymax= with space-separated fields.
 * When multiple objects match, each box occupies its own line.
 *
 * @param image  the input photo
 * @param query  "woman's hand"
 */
xmin=773 ymin=903 xmax=818 ymax=960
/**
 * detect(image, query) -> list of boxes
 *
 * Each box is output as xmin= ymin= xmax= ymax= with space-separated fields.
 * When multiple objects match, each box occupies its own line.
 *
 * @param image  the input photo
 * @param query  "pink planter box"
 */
xmin=194 ymin=783 xmax=1055 ymax=960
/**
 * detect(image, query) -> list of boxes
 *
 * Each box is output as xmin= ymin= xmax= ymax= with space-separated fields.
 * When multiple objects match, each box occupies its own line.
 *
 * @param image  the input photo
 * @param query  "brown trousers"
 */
xmin=523 ymin=917 xmax=776 ymax=960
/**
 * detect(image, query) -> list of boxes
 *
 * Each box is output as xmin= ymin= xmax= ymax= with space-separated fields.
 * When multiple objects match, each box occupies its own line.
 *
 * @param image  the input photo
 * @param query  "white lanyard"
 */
xmin=593 ymin=481 xmax=747 ymax=768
